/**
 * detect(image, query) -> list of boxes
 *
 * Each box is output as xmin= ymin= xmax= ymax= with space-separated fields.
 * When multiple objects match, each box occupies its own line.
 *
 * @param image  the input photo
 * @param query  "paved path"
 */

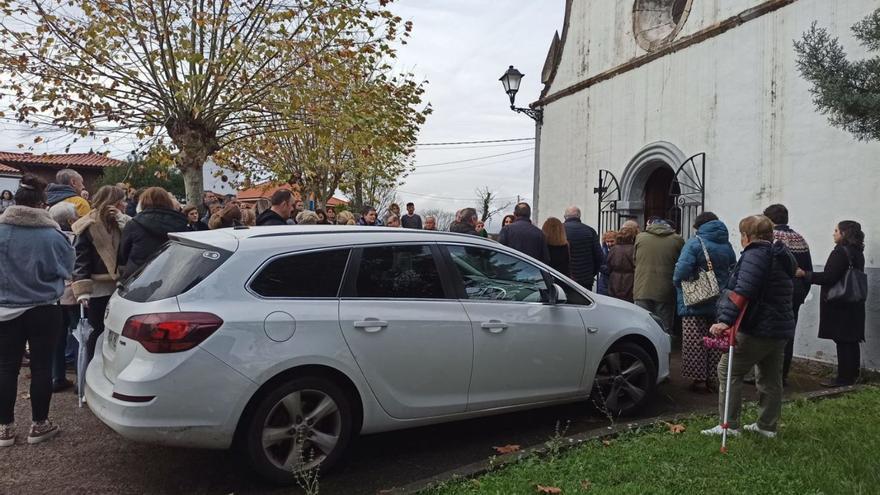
xmin=0 ymin=353 xmax=826 ymax=494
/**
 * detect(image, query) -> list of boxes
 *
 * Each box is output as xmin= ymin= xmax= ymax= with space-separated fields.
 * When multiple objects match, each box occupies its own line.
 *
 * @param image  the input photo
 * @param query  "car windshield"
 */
xmin=119 ymin=241 xmax=232 ymax=303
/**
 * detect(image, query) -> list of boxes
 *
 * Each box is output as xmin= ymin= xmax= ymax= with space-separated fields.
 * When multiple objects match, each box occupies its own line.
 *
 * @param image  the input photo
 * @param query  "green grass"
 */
xmin=427 ymin=388 xmax=880 ymax=495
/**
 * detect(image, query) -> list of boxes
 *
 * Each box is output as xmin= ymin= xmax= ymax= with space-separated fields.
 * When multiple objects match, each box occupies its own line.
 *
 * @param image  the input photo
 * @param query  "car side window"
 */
xmin=553 ymin=276 xmax=592 ymax=306
xmin=446 ymin=245 xmax=548 ymax=302
xmin=250 ymin=249 xmax=350 ymax=298
xmin=355 ymin=245 xmax=446 ymax=299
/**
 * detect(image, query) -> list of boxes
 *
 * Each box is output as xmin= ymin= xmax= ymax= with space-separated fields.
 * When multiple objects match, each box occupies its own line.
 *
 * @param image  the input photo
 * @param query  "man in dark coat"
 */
xmin=763 ymin=204 xmax=812 ymax=384
xmin=256 ymin=189 xmax=294 ymax=226
xmin=703 ymin=215 xmax=795 ymax=438
xmin=563 ymin=206 xmax=604 ymax=290
xmin=449 ymin=207 xmax=479 ymax=236
xmin=498 ymin=202 xmax=549 ymax=263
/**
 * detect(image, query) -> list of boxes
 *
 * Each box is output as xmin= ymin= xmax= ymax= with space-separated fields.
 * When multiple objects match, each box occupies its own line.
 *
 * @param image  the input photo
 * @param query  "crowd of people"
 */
xmin=0 ymin=168 xmax=868 ymax=446
xmin=452 ymin=199 xmax=866 ymax=438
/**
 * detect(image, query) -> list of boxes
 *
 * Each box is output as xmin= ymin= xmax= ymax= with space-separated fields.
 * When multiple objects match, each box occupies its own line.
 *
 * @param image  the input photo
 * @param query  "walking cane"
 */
xmin=720 ymin=291 xmax=748 ymax=453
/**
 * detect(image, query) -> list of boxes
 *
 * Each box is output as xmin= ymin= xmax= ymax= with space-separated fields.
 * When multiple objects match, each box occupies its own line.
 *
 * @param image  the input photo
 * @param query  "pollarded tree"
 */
xmin=794 ymin=8 xmax=880 ymax=142
xmin=226 ymin=60 xmax=429 ymax=209
xmin=0 ymin=0 xmax=409 ymax=205
xmin=475 ymin=186 xmax=512 ymax=223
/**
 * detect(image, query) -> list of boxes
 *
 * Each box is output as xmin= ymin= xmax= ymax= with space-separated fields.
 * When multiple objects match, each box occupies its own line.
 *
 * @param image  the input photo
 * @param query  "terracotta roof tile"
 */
xmin=0 ymin=163 xmax=22 ymax=175
xmin=0 ymin=151 xmax=123 ymax=169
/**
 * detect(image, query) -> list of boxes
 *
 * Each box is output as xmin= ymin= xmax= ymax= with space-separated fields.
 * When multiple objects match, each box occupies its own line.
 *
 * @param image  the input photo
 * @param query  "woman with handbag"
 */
xmin=796 ymin=221 xmax=866 ymax=387
xmin=673 ymin=212 xmax=737 ymax=392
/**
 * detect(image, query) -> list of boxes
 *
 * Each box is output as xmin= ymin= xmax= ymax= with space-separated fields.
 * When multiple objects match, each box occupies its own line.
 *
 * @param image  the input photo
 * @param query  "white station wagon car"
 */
xmin=86 ymin=226 xmax=670 ymax=483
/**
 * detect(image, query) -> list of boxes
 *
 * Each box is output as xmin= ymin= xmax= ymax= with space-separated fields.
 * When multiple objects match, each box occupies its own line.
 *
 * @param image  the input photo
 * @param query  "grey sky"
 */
xmin=0 ymin=1 xmax=566 ymax=226
xmin=392 ymin=1 xmax=565 ymax=222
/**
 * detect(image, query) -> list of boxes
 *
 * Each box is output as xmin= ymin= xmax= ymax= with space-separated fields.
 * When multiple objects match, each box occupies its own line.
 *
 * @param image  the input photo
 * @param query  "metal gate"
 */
xmin=594 ymin=169 xmax=621 ymax=235
xmin=668 ymin=153 xmax=706 ymax=240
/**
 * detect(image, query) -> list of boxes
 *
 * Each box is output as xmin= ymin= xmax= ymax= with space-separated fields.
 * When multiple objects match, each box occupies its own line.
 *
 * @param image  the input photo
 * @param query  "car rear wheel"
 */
xmin=242 ymin=376 xmax=353 ymax=484
xmin=590 ymin=342 xmax=657 ymax=417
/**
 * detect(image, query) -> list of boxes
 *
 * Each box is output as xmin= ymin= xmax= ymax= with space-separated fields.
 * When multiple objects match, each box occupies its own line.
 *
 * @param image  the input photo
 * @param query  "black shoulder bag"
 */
xmin=825 ymin=248 xmax=868 ymax=304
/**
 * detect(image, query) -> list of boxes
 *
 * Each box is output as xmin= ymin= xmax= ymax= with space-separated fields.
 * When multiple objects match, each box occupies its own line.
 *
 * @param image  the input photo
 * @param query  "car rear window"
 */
xmin=250 ymin=249 xmax=350 ymax=298
xmin=119 ymin=241 xmax=231 ymax=303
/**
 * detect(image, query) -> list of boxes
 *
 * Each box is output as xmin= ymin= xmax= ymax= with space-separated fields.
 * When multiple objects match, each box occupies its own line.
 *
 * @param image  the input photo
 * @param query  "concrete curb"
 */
xmin=382 ymin=385 xmax=870 ymax=495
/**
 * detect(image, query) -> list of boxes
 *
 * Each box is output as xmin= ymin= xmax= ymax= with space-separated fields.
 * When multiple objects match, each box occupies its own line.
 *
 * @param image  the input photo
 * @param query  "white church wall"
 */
xmin=550 ymin=0 xmax=767 ymax=94
xmin=538 ymin=0 xmax=880 ymax=369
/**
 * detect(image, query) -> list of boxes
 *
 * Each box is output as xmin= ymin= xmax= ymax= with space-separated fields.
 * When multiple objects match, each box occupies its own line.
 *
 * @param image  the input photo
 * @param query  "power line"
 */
xmin=397 ymin=189 xmax=522 ymax=202
xmin=416 ymin=148 xmax=534 ymax=168
xmin=416 ymin=141 xmax=538 ymax=151
xmin=416 ymin=137 xmax=534 ymax=146
xmin=411 ymin=154 xmax=533 ymax=175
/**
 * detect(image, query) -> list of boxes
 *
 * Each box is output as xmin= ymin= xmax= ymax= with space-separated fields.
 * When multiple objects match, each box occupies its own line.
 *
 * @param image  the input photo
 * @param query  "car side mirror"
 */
xmin=554 ymin=284 xmax=567 ymax=305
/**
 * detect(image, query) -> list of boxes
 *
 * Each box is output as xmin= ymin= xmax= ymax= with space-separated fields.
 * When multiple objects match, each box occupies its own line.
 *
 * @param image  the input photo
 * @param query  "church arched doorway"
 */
xmin=595 ymin=143 xmax=704 ymax=239
xmin=643 ymin=165 xmax=679 ymax=224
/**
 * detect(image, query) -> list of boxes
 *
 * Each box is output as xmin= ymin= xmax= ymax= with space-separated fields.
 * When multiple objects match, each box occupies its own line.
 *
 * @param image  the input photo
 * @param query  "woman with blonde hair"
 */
xmin=240 ymin=208 xmax=256 ymax=226
xmin=542 ymin=217 xmax=570 ymax=275
xmin=336 ymin=210 xmax=356 ymax=225
xmin=71 ymin=185 xmax=129 ymax=362
xmin=607 ymin=225 xmax=638 ymax=302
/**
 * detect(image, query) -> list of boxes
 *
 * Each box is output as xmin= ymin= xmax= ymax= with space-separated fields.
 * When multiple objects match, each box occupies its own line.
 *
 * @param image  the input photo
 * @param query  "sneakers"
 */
xmin=744 ymin=423 xmax=777 ymax=438
xmin=700 ymin=425 xmax=740 ymax=436
xmin=27 ymin=420 xmax=59 ymax=444
xmin=0 ymin=423 xmax=14 ymax=447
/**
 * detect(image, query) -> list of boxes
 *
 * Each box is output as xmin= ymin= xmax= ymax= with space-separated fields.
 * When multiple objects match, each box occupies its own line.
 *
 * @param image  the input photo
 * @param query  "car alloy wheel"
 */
xmin=591 ymin=342 xmax=656 ymax=416
xmin=243 ymin=376 xmax=353 ymax=484
xmin=262 ymin=389 xmax=342 ymax=471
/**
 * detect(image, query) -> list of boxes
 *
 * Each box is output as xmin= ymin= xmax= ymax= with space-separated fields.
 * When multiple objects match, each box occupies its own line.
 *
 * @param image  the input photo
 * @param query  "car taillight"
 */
xmin=121 ymin=313 xmax=223 ymax=353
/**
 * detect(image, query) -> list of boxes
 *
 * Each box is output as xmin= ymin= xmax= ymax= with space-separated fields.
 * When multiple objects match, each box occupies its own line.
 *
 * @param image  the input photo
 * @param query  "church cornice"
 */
xmin=532 ymin=0 xmax=798 ymax=109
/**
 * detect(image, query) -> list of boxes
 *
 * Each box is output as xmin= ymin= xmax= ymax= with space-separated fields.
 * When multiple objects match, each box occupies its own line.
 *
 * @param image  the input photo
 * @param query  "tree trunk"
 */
xmin=168 ymin=121 xmax=217 ymax=207
xmin=353 ymin=176 xmax=364 ymax=212
xmin=181 ymin=165 xmax=204 ymax=207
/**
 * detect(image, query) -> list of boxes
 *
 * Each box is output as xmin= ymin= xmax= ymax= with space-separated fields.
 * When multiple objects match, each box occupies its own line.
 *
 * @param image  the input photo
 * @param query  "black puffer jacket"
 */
xmin=716 ymin=240 xmax=796 ymax=340
xmin=118 ymin=208 xmax=189 ymax=278
xmin=564 ymin=218 xmax=604 ymax=286
xmin=256 ymin=208 xmax=288 ymax=226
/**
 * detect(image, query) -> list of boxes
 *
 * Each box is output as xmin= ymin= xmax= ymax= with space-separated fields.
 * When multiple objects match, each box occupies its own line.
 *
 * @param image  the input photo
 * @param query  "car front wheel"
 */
xmin=242 ymin=376 xmax=353 ymax=484
xmin=590 ymin=342 xmax=657 ymax=417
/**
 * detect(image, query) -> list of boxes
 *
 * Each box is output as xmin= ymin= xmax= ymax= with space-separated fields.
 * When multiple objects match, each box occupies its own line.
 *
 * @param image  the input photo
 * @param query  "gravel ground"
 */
xmin=0 ymin=355 xmax=828 ymax=495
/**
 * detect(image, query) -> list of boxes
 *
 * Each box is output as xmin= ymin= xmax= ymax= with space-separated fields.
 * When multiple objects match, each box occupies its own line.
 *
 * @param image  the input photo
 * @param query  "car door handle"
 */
xmin=480 ymin=320 xmax=508 ymax=333
xmin=353 ymin=319 xmax=388 ymax=332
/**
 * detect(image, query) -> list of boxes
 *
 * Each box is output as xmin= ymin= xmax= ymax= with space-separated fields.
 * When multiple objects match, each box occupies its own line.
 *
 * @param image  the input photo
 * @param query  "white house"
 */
xmin=532 ymin=0 xmax=879 ymax=369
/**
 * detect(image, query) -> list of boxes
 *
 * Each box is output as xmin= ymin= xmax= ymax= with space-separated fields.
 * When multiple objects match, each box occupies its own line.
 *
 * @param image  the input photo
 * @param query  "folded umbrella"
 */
xmin=72 ymin=304 xmax=93 ymax=408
